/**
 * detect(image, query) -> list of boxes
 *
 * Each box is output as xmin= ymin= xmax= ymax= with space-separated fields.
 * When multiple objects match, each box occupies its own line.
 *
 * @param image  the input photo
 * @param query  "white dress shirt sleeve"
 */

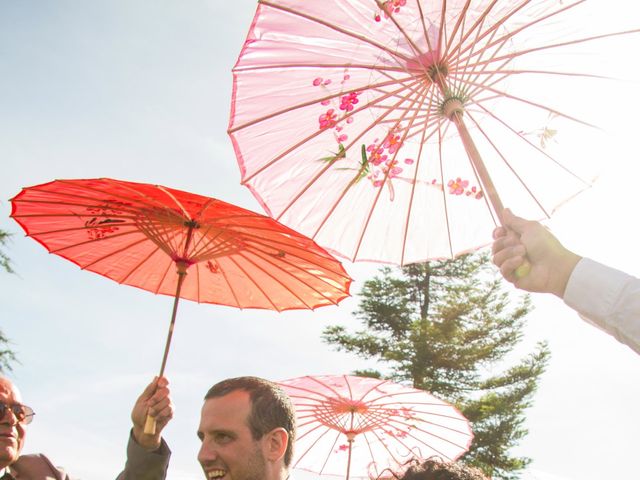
xmin=564 ymin=257 xmax=640 ymax=355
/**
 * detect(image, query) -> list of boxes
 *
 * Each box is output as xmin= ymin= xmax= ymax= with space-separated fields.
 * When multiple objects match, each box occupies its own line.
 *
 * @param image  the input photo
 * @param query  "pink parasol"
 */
xmin=229 ymin=0 xmax=639 ymax=265
xmin=279 ymin=375 xmax=473 ymax=479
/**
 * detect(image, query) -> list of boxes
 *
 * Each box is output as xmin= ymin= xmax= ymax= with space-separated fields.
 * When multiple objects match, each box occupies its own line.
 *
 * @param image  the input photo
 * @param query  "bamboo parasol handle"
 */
xmin=143 ymin=264 xmax=188 ymax=435
xmin=144 ymin=221 xmax=196 ymax=436
xmin=449 ymin=110 xmax=531 ymax=277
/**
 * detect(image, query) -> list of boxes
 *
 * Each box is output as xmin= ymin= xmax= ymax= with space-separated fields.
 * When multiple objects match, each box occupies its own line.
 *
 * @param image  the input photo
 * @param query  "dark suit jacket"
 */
xmin=6 ymin=433 xmax=170 ymax=480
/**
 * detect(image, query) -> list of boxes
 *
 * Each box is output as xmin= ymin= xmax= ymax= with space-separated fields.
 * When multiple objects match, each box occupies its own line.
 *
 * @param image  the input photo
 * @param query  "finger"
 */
xmin=149 ymin=385 xmax=170 ymax=403
xmin=158 ymin=403 xmax=174 ymax=420
xmin=148 ymin=395 xmax=172 ymax=414
xmin=151 ymin=403 xmax=174 ymax=423
xmin=492 ymin=225 xmax=507 ymax=240
xmin=500 ymin=256 xmax=526 ymax=283
xmin=492 ymin=233 xmax=522 ymax=257
xmin=148 ymin=404 xmax=172 ymax=420
xmin=501 ymin=208 xmax=530 ymax=235
xmin=493 ymin=245 xmax=525 ymax=270
xmin=140 ymin=377 xmax=159 ymax=400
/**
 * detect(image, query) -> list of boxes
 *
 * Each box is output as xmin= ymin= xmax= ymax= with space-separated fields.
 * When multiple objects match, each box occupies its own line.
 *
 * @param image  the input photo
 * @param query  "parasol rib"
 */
xmin=48 ymin=231 xmax=147 ymax=259
xmin=400 ymin=80 xmax=438 ymax=264
xmin=445 ymin=0 xmax=525 ymax=65
xmin=223 ymin=254 xmax=280 ymax=310
xmin=452 ymin=0 xmax=585 ymax=66
xmin=233 ymin=62 xmax=418 ymax=74
xmin=474 ymin=102 xmax=591 ymax=185
xmin=274 ymin=78 xmax=424 ymax=224
xmin=233 ymin=249 xmax=323 ymax=309
xmin=306 ymin=83 xmax=423 ymax=245
xmin=350 ymin=81 xmax=430 ymax=261
xmin=243 ymin=245 xmax=348 ymax=305
xmin=259 ymin=0 xmax=416 ymax=64
xmin=461 ymin=77 xmax=598 ymax=128
xmin=462 ymin=28 xmax=640 ymax=71
xmin=211 ymin=258 xmax=243 ymax=308
xmin=191 ymin=224 xmax=350 ymax=284
xmin=230 ymin=76 xmax=411 ymax=135
xmin=119 ymin=246 xmax=164 ymax=285
xmin=438 ymin=124 xmax=456 ymax=259
xmin=465 ymin=110 xmax=551 ymax=218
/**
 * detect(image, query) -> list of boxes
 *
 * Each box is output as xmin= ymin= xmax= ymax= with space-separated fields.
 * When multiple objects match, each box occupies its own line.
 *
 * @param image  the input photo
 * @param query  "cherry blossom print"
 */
xmin=383 ymin=129 xmax=403 ymax=154
xmin=448 ymin=177 xmax=468 ymax=195
xmin=312 ymin=72 xmax=357 ymax=147
xmin=366 ymin=140 xmax=388 ymax=166
xmin=448 ymin=178 xmax=483 ymax=199
xmin=375 ymin=0 xmax=407 ymax=21
xmin=319 ymin=109 xmax=338 ymax=130
xmin=339 ymin=91 xmax=360 ymax=112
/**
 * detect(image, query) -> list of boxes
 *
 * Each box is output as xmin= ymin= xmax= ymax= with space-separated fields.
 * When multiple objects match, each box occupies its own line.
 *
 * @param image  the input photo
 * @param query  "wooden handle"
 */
xmin=515 ymin=259 xmax=531 ymax=279
xmin=443 ymin=102 xmax=531 ymax=280
xmin=143 ymin=414 xmax=157 ymax=435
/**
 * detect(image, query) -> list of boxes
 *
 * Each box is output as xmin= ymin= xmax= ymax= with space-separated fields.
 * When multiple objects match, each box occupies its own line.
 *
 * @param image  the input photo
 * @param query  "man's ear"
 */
xmin=262 ymin=427 xmax=289 ymax=462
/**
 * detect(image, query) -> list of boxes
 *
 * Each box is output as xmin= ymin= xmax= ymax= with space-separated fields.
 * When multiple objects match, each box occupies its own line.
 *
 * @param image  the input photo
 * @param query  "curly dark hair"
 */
xmin=204 ymin=376 xmax=296 ymax=467
xmin=392 ymin=458 xmax=489 ymax=480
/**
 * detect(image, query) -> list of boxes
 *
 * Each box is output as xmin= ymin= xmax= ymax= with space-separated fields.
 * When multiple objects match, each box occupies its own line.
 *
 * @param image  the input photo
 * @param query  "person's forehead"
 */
xmin=200 ymin=390 xmax=252 ymax=431
xmin=0 ymin=378 xmax=21 ymax=403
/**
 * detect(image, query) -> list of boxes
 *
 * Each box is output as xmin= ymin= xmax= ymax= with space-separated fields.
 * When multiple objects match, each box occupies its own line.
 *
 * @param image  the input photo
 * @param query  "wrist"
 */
xmin=132 ymin=426 xmax=162 ymax=451
xmin=550 ymin=250 xmax=581 ymax=298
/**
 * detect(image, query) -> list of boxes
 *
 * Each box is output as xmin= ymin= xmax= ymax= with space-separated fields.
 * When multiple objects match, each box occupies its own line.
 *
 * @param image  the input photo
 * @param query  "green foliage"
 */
xmin=1 ymin=228 xmax=19 ymax=372
xmin=351 ymin=369 xmax=383 ymax=379
xmin=0 ymin=229 xmax=14 ymax=273
xmin=322 ymin=251 xmax=549 ymax=479
xmin=0 ymin=329 xmax=18 ymax=373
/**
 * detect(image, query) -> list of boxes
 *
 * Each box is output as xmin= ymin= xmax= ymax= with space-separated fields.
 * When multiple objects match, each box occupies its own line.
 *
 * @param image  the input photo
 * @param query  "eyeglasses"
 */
xmin=0 ymin=402 xmax=35 ymax=424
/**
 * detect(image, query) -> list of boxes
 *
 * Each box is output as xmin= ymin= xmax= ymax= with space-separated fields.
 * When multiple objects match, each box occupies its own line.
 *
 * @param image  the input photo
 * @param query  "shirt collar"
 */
xmin=1 ymin=465 xmax=17 ymax=480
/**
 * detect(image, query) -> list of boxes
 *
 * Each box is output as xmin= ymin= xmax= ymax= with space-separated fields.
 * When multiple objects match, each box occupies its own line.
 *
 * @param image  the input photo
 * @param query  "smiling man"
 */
xmin=0 ymin=375 xmax=173 ymax=480
xmin=197 ymin=376 xmax=296 ymax=480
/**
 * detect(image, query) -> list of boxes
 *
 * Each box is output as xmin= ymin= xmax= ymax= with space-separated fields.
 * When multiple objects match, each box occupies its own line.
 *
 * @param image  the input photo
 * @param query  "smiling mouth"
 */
xmin=207 ymin=469 xmax=226 ymax=479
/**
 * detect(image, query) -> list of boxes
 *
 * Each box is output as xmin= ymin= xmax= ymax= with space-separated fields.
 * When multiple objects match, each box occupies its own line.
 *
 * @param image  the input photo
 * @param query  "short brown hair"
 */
xmin=205 ymin=376 xmax=296 ymax=467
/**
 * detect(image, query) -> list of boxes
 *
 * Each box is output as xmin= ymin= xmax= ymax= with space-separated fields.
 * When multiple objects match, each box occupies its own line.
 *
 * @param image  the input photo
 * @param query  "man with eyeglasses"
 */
xmin=0 ymin=375 xmax=173 ymax=479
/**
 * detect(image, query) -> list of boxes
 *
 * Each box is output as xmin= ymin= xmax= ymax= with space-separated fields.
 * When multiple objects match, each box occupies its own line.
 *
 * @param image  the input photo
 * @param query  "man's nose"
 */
xmin=197 ymin=441 xmax=218 ymax=464
xmin=0 ymin=407 xmax=19 ymax=426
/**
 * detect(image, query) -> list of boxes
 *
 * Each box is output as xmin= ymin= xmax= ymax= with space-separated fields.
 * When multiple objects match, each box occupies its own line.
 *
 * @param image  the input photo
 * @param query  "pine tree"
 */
xmin=323 ymin=251 xmax=549 ymax=480
xmin=0 ymin=329 xmax=17 ymax=374
xmin=1 ymin=228 xmax=13 ymax=273
xmin=1 ymin=228 xmax=18 ymax=372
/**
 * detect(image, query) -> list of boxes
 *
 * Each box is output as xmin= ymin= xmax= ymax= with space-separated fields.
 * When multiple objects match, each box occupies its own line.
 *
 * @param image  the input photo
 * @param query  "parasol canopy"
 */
xmin=229 ymin=0 xmax=638 ymax=265
xmin=279 ymin=374 xmax=473 ymax=479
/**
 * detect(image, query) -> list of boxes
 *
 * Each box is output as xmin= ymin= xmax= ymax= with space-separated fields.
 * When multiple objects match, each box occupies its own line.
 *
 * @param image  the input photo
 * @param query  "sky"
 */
xmin=1 ymin=1 xmax=640 ymax=480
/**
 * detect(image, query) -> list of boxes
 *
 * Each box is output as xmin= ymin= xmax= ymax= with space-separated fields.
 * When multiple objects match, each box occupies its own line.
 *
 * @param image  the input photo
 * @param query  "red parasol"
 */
xmin=10 ymin=178 xmax=351 ymax=430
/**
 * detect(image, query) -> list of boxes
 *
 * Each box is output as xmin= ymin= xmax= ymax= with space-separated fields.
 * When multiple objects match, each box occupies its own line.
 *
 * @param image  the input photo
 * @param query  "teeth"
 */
xmin=208 ymin=470 xmax=225 ymax=479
